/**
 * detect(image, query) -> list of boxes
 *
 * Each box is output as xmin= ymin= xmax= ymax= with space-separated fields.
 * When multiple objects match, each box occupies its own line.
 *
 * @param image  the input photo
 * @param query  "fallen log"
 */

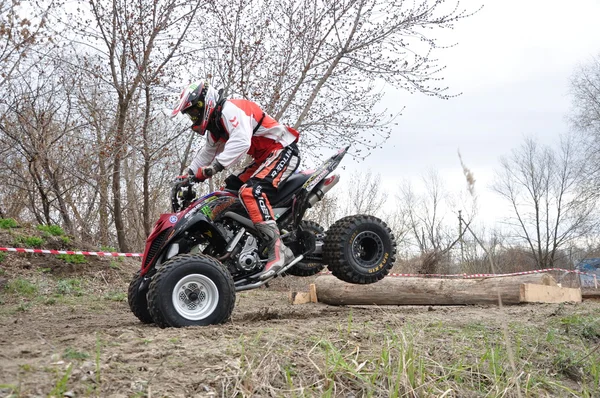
xmin=315 ymin=273 xmax=574 ymax=306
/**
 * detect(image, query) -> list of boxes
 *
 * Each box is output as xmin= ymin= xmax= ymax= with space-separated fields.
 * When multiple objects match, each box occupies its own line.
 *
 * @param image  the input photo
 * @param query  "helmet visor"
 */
xmin=183 ymin=104 xmax=204 ymax=121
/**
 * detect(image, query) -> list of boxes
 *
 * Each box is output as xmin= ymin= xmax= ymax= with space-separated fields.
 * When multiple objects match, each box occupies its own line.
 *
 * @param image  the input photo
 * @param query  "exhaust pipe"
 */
xmin=308 ymin=174 xmax=340 ymax=207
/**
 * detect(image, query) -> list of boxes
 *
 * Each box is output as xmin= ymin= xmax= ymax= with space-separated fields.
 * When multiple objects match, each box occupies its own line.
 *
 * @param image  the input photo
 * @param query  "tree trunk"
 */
xmin=98 ymin=150 xmax=110 ymax=247
xmin=112 ymin=105 xmax=129 ymax=253
xmin=315 ymin=274 xmax=558 ymax=306
xmin=142 ymin=85 xmax=152 ymax=238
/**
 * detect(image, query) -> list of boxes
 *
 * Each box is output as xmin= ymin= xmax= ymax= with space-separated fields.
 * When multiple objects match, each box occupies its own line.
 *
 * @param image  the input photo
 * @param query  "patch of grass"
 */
xmin=104 ymin=291 xmax=126 ymax=302
xmin=0 ymin=252 xmax=5 ymax=263
xmin=0 ymin=218 xmax=18 ymax=229
xmin=63 ymin=347 xmax=89 ymax=360
xmin=37 ymin=224 xmax=65 ymax=236
xmin=5 ymin=278 xmax=37 ymax=296
xmin=56 ymin=279 xmax=83 ymax=296
xmin=49 ymin=363 xmax=72 ymax=397
xmin=19 ymin=364 xmax=34 ymax=372
xmin=56 ymin=254 xmax=87 ymax=264
xmin=109 ymin=261 xmax=121 ymax=270
xmin=553 ymin=351 xmax=584 ymax=382
xmin=13 ymin=235 xmax=45 ymax=248
xmin=95 ymin=333 xmax=102 ymax=385
xmin=559 ymin=314 xmax=600 ymax=341
xmin=16 ymin=302 xmax=32 ymax=312
xmin=100 ymin=246 xmax=117 ymax=252
xmin=60 ymin=236 xmax=70 ymax=245
xmin=0 ymin=383 xmax=20 ymax=396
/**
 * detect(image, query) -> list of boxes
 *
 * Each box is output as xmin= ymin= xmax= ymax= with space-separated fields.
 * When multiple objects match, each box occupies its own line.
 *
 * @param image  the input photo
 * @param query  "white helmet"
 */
xmin=171 ymin=81 xmax=219 ymax=136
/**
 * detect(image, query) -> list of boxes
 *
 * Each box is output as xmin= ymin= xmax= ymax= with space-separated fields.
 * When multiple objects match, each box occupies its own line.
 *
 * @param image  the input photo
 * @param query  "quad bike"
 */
xmin=128 ymin=146 xmax=396 ymax=328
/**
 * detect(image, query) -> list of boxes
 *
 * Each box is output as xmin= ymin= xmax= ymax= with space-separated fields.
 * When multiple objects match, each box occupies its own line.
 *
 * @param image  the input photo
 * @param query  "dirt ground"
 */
xmin=1 ymin=227 xmax=599 ymax=397
xmin=1 ymin=257 xmax=599 ymax=397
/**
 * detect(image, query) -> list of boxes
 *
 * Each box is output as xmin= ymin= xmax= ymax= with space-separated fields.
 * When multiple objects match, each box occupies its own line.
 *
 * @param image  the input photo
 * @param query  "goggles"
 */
xmin=183 ymin=102 xmax=204 ymax=121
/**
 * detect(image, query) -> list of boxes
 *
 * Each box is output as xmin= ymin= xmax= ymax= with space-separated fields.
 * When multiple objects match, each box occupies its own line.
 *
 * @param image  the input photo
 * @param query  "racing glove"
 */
xmin=195 ymin=161 xmax=224 ymax=182
xmin=175 ymin=169 xmax=195 ymax=182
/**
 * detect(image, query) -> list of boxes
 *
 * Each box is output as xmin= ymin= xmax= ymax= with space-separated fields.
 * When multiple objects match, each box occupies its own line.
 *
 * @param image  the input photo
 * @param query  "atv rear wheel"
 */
xmin=147 ymin=254 xmax=235 ymax=328
xmin=324 ymin=215 xmax=396 ymax=284
xmin=127 ymin=270 xmax=153 ymax=324
xmin=285 ymin=220 xmax=326 ymax=277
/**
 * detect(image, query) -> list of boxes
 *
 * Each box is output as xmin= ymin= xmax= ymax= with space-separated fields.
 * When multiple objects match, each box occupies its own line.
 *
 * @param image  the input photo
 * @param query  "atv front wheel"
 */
xmin=147 ymin=254 xmax=235 ymax=328
xmin=285 ymin=220 xmax=326 ymax=277
xmin=127 ymin=270 xmax=153 ymax=324
xmin=324 ymin=215 xmax=396 ymax=284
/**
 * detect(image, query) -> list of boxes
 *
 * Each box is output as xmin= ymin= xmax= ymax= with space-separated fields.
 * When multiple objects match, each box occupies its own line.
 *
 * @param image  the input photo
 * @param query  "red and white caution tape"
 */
xmin=387 ymin=267 xmax=600 ymax=279
xmin=324 ymin=267 xmax=600 ymax=280
xmin=1 ymin=247 xmax=598 ymax=286
xmin=0 ymin=247 xmax=142 ymax=257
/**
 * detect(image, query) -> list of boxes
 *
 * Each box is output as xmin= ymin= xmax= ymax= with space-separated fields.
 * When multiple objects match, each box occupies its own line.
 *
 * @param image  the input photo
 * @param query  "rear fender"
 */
xmin=291 ymin=146 xmax=349 ymax=228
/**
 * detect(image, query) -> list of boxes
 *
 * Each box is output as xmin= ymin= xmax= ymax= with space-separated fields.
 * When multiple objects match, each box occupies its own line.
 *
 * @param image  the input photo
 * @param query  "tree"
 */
xmin=203 ymin=0 xmax=479 ymax=160
xmin=570 ymin=53 xmax=600 ymax=194
xmin=63 ymin=0 xmax=205 ymax=251
xmin=0 ymin=0 xmax=53 ymax=89
xmin=492 ymin=136 xmax=596 ymax=269
xmin=397 ymin=170 xmax=474 ymax=273
xmin=0 ymin=58 xmax=90 ymax=232
xmin=342 ymin=169 xmax=387 ymax=216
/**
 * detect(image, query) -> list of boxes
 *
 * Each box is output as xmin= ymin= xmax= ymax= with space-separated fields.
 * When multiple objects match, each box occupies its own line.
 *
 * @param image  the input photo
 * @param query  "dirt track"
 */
xmin=2 ymin=275 xmax=599 ymax=397
xmin=1 ymin=250 xmax=599 ymax=397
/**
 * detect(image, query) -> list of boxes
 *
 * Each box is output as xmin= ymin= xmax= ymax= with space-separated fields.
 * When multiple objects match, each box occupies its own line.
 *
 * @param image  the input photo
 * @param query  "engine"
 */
xmin=214 ymin=220 xmax=262 ymax=274
xmin=235 ymin=235 xmax=261 ymax=272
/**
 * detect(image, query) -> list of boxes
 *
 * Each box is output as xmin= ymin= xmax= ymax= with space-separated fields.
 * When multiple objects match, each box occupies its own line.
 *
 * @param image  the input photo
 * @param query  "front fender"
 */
xmin=140 ymin=213 xmax=228 ymax=276
xmin=174 ymin=212 xmax=228 ymax=252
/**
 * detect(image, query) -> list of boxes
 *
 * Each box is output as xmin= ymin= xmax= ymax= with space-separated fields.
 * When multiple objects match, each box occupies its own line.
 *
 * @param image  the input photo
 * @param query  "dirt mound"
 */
xmin=0 ymin=221 xmax=140 ymax=279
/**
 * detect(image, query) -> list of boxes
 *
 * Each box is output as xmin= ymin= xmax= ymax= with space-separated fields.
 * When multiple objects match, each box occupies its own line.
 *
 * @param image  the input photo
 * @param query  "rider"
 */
xmin=171 ymin=81 xmax=300 ymax=280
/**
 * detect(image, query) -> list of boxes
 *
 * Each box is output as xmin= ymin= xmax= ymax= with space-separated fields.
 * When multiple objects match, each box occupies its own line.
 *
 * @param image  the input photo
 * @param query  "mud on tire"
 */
xmin=147 ymin=254 xmax=235 ymax=328
xmin=285 ymin=220 xmax=326 ymax=277
xmin=127 ymin=270 xmax=153 ymax=324
xmin=324 ymin=215 xmax=396 ymax=284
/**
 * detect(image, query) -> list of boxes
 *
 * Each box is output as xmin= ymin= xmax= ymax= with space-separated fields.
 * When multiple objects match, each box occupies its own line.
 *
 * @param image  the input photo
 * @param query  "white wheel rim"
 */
xmin=172 ymin=274 xmax=219 ymax=321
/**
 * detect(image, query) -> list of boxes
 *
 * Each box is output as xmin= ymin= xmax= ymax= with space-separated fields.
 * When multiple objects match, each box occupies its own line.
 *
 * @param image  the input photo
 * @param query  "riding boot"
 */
xmin=255 ymin=220 xmax=294 ymax=280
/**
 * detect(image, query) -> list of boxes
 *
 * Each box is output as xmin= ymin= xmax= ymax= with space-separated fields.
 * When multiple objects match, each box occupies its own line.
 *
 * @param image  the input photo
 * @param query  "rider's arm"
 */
xmin=188 ymin=133 xmax=224 ymax=174
xmin=214 ymin=104 xmax=252 ymax=168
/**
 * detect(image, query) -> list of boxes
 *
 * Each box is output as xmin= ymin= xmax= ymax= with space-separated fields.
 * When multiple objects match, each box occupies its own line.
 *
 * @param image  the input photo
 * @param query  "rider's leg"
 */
xmin=238 ymin=145 xmax=299 ymax=278
xmin=239 ymin=179 xmax=293 ymax=279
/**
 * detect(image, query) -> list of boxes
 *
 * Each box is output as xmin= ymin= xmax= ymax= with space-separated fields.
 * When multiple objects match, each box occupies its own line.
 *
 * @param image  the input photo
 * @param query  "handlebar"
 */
xmin=170 ymin=177 xmax=196 ymax=213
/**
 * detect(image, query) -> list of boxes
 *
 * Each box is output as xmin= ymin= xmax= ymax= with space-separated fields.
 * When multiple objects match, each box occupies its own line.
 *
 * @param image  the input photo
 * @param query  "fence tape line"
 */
xmin=1 ymin=247 xmax=598 ymax=279
xmin=0 ymin=247 xmax=141 ymax=257
xmin=324 ymin=267 xmax=600 ymax=279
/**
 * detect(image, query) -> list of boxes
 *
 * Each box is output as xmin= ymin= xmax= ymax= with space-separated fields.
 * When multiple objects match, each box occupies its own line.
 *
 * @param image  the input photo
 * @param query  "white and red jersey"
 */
xmin=188 ymin=99 xmax=299 ymax=173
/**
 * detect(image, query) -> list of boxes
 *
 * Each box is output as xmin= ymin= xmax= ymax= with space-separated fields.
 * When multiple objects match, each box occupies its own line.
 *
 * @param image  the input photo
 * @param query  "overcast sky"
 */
xmin=335 ymin=0 xmax=600 ymax=226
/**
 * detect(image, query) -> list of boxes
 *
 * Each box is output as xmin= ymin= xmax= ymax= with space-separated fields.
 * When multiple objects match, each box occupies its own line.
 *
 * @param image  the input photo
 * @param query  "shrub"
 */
xmin=23 ymin=236 xmax=44 ymax=248
xmin=0 ymin=218 xmax=18 ymax=229
xmin=56 ymin=254 xmax=87 ymax=264
xmin=63 ymin=347 xmax=89 ymax=360
xmin=13 ymin=235 xmax=45 ymax=248
xmin=104 ymin=291 xmax=126 ymax=301
xmin=56 ymin=279 xmax=83 ymax=296
xmin=37 ymin=224 xmax=65 ymax=236
xmin=5 ymin=278 xmax=37 ymax=296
